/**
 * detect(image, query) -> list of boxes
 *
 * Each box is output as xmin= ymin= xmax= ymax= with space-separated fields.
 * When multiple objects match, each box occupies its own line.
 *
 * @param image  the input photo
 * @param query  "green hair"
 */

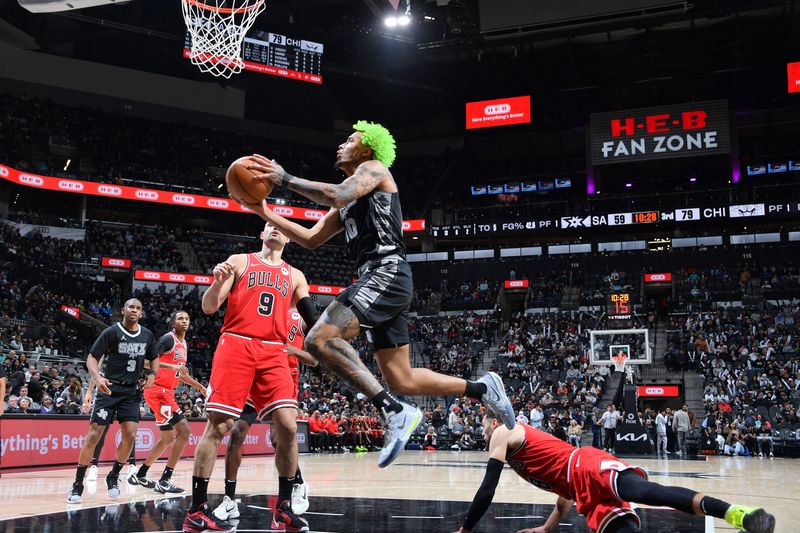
xmin=353 ymin=120 xmax=396 ymax=168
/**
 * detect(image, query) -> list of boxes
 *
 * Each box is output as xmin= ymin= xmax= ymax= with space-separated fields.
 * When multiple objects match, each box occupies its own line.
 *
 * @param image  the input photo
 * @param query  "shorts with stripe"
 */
xmin=336 ymin=259 xmax=413 ymax=350
xmin=144 ymin=386 xmax=185 ymax=428
xmin=568 ymin=446 xmax=647 ymax=533
xmin=206 ymin=333 xmax=298 ymax=420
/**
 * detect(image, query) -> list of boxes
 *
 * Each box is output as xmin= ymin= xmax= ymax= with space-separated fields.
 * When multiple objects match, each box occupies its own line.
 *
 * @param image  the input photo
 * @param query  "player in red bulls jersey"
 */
xmin=454 ymin=410 xmax=775 ymax=533
xmin=131 ymin=310 xmax=206 ymax=494
xmin=213 ymin=308 xmax=318 ymax=521
xmin=183 ymin=222 xmax=320 ymax=533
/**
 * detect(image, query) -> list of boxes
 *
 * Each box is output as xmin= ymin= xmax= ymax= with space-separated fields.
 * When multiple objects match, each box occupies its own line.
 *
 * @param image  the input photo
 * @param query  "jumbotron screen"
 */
xmin=183 ymin=30 xmax=323 ymax=84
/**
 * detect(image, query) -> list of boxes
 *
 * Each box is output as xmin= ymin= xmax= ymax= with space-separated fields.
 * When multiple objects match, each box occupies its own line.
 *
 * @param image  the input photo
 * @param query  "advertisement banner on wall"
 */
xmin=644 ymin=273 xmax=672 ymax=283
xmin=504 ymin=279 xmax=530 ymax=289
xmin=637 ymin=385 xmax=681 ymax=398
xmin=101 ymin=257 xmax=132 ymax=269
xmin=0 ymin=164 xmax=425 ymax=232
xmin=0 ymin=417 xmax=309 ymax=470
xmin=589 ymin=100 xmax=731 ymax=165
xmin=134 ymin=270 xmax=346 ymax=295
xmin=466 ymin=96 xmax=531 ymax=130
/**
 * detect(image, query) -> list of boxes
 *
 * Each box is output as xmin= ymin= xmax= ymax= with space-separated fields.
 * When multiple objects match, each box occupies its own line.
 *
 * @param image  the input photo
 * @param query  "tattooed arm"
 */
xmin=246 ymin=156 xmax=393 ymax=208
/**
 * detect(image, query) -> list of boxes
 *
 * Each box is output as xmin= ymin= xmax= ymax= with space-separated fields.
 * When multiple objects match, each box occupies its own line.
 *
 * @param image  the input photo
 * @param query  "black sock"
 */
xmin=90 ymin=458 xmax=99 ymax=467
xmin=370 ymin=390 xmax=403 ymax=418
xmin=137 ymin=464 xmax=150 ymax=478
xmin=75 ymin=464 xmax=88 ymax=484
xmin=109 ymin=461 xmax=124 ymax=478
xmin=464 ymin=380 xmax=487 ymax=399
xmin=278 ymin=475 xmax=295 ymax=505
xmin=191 ymin=476 xmax=210 ymax=513
xmin=699 ymin=496 xmax=731 ymax=519
xmin=160 ymin=466 xmax=174 ymax=482
xmin=225 ymin=479 xmax=237 ymax=499
xmin=294 ymin=468 xmax=304 ymax=485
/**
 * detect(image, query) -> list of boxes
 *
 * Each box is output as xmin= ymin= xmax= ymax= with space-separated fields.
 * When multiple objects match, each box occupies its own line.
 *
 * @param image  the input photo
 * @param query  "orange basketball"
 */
xmin=225 ymin=156 xmax=273 ymax=204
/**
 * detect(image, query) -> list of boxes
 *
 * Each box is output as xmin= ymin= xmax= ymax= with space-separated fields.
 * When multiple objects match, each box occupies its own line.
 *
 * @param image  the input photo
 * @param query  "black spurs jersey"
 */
xmin=339 ymin=189 xmax=406 ymax=268
xmin=89 ymin=322 xmax=158 ymax=384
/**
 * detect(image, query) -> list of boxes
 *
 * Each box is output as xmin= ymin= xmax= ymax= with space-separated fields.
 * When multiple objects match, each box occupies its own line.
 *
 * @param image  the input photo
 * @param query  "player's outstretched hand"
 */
xmin=143 ymin=373 xmax=155 ymax=390
xmin=517 ymin=527 xmax=550 ymax=533
xmin=230 ymin=195 xmax=270 ymax=219
xmin=175 ymin=364 xmax=189 ymax=377
xmin=213 ymin=261 xmax=236 ymax=283
xmin=96 ymin=376 xmax=112 ymax=395
xmin=247 ymin=154 xmax=286 ymax=187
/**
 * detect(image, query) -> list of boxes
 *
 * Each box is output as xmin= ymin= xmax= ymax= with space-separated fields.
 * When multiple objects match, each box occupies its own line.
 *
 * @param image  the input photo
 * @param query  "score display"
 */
xmin=607 ymin=292 xmax=633 ymax=319
xmin=183 ymin=30 xmax=323 ymax=84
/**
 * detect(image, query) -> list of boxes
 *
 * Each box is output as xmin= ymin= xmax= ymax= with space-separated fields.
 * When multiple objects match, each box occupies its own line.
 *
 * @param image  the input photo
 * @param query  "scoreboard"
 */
xmin=183 ymin=30 xmax=323 ymax=84
xmin=607 ymin=291 xmax=634 ymax=320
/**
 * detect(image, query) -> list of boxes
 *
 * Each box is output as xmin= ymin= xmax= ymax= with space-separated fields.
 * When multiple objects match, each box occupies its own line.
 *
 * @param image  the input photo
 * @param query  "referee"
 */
xmin=67 ymin=298 xmax=159 ymax=503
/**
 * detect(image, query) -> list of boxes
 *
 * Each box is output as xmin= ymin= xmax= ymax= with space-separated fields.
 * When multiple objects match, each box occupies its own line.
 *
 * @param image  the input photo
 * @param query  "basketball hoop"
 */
xmin=181 ymin=0 xmax=266 ymax=78
xmin=611 ymin=354 xmax=629 ymax=374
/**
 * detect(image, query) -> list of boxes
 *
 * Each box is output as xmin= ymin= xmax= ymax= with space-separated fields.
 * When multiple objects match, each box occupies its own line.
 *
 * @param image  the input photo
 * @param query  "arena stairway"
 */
xmin=176 ymin=241 xmax=204 ymax=273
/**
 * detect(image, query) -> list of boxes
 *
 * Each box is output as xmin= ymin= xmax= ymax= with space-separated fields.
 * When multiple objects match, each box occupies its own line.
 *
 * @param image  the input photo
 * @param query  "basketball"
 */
xmin=225 ymin=156 xmax=273 ymax=204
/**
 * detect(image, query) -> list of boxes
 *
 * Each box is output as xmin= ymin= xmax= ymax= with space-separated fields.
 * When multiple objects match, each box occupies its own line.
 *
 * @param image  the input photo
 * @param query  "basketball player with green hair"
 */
xmin=242 ymin=121 xmax=515 ymax=470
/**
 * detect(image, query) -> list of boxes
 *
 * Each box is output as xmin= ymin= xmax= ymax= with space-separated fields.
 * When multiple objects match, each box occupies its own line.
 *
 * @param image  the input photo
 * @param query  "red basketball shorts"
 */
xmin=568 ymin=446 xmax=648 ymax=533
xmin=206 ymin=333 xmax=297 ymax=420
xmin=143 ymin=386 xmax=181 ymax=427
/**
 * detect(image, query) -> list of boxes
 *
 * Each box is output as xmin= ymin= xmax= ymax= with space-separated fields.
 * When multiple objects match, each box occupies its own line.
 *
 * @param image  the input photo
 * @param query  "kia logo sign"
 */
xmin=58 ymin=180 xmax=84 ymax=191
xmin=274 ymin=207 xmax=294 ymax=216
xmin=169 ymin=274 xmax=186 ymax=282
xmin=484 ymin=103 xmax=511 ymax=115
xmin=172 ymin=194 xmax=195 ymax=205
xmin=0 ymin=166 xmax=8 ymax=177
xmin=208 ymin=199 xmax=229 ymax=209
xmin=116 ymin=428 xmax=155 ymax=451
xmin=194 ymin=276 xmax=211 ymax=284
xmin=98 ymin=185 xmax=122 ymax=196
xmin=304 ymin=210 xmax=324 ymax=220
xmin=19 ymin=174 xmax=44 ymax=186
xmin=135 ymin=190 xmax=159 ymax=200
xmin=143 ymin=272 xmax=160 ymax=280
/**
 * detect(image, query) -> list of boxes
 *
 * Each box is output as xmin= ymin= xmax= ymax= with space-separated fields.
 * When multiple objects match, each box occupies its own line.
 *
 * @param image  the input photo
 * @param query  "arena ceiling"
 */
xmin=1 ymin=0 xmax=799 ymax=142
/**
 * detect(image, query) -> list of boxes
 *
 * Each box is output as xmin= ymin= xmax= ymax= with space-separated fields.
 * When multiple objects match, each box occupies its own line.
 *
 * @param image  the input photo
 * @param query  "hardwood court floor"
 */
xmin=0 ymin=450 xmax=795 ymax=532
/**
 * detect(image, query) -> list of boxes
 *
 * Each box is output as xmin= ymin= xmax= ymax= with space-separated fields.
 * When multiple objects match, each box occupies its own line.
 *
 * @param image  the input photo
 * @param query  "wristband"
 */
xmin=144 ymin=369 xmax=156 ymax=377
xmin=281 ymin=172 xmax=295 ymax=188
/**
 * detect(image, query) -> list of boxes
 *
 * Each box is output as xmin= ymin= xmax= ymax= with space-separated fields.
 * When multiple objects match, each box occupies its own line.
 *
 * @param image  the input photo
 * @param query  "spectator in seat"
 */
xmin=454 ymin=432 xmax=474 ymax=451
xmin=567 ymin=419 xmax=582 ymax=447
xmin=16 ymin=397 xmax=32 ymax=414
xmin=5 ymin=395 xmax=18 ymax=413
xmin=39 ymin=395 xmax=54 ymax=414
xmin=756 ymin=420 xmax=774 ymax=458
xmin=450 ymin=416 xmax=466 ymax=440
xmin=54 ymin=396 xmax=68 ymax=414
xmin=423 ymin=427 xmax=438 ymax=450
xmin=724 ymin=423 xmax=746 ymax=456
xmin=741 ymin=422 xmax=758 ymax=456
xmin=700 ymin=426 xmax=718 ymax=455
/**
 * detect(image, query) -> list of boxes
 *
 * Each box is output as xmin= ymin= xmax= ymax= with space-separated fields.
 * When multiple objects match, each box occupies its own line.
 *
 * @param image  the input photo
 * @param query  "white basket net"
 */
xmin=181 ymin=0 xmax=266 ymax=78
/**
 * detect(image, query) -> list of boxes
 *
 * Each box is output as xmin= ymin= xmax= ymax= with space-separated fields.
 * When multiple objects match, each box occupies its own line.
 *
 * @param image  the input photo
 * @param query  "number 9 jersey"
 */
xmin=221 ymin=254 xmax=294 ymax=342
